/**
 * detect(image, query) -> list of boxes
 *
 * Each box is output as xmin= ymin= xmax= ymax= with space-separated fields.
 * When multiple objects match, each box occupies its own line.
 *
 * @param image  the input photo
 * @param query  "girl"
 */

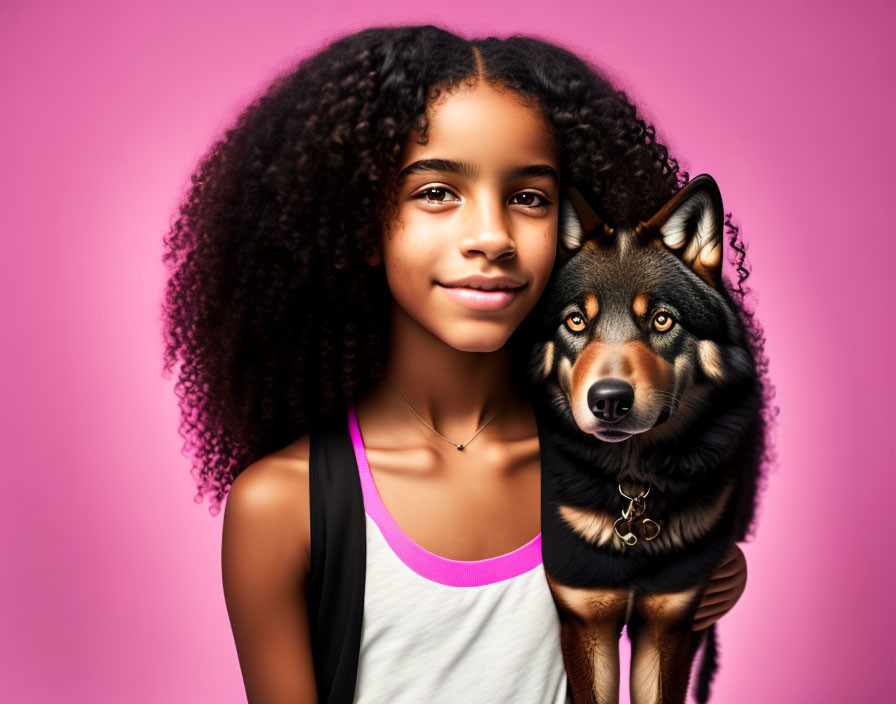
xmin=162 ymin=25 xmax=749 ymax=703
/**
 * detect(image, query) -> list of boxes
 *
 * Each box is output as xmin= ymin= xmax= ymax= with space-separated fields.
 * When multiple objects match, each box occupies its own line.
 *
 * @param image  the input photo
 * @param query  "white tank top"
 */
xmin=347 ymin=407 xmax=570 ymax=704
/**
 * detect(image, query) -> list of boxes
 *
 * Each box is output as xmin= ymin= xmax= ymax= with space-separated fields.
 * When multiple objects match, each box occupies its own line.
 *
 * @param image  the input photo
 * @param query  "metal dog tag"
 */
xmin=613 ymin=516 xmax=661 ymax=545
xmin=614 ymin=483 xmax=662 ymax=546
xmin=613 ymin=517 xmax=639 ymax=545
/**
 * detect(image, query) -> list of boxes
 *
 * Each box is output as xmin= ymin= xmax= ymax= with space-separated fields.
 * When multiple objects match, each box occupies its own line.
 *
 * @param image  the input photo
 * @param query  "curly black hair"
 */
xmin=161 ymin=24 xmax=773 ymax=516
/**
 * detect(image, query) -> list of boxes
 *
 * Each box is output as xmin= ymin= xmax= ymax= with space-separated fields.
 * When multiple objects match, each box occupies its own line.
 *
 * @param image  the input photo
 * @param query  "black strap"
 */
xmin=306 ymin=412 xmax=367 ymax=704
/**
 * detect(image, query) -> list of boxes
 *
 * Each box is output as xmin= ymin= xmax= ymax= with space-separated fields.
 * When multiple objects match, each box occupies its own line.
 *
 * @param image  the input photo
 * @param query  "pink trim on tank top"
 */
xmin=347 ymin=406 xmax=543 ymax=587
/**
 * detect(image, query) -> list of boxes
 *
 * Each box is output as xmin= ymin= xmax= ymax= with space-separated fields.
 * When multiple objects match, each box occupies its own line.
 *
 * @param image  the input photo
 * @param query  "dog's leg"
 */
xmin=628 ymin=587 xmax=705 ymax=704
xmin=546 ymin=574 xmax=630 ymax=704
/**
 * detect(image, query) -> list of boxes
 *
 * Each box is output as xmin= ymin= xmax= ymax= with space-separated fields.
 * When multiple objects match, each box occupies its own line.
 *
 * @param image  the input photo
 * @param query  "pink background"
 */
xmin=2 ymin=1 xmax=893 ymax=701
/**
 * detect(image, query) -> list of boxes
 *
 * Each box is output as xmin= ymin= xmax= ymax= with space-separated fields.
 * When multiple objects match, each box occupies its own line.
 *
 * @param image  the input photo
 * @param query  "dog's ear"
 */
xmin=557 ymin=185 xmax=614 ymax=268
xmin=637 ymin=174 xmax=725 ymax=288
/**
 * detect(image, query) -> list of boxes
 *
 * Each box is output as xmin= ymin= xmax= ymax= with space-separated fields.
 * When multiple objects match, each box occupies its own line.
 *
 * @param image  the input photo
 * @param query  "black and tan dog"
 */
xmin=522 ymin=175 xmax=766 ymax=704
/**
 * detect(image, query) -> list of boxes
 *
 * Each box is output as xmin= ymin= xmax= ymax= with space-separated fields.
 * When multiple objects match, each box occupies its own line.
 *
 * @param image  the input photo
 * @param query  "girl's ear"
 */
xmin=556 ymin=185 xmax=614 ymax=268
xmin=635 ymin=174 xmax=725 ymax=288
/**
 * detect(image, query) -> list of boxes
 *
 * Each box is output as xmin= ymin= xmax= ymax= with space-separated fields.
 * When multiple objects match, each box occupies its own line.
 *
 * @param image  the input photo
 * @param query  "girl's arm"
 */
xmin=221 ymin=438 xmax=318 ymax=703
xmin=691 ymin=544 xmax=748 ymax=631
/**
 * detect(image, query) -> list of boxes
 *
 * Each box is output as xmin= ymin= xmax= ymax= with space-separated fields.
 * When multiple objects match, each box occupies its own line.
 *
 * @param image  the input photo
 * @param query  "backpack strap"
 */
xmin=306 ymin=409 xmax=367 ymax=703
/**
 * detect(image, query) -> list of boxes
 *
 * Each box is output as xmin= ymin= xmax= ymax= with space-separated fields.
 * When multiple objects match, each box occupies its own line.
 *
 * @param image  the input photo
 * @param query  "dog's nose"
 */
xmin=588 ymin=378 xmax=634 ymax=423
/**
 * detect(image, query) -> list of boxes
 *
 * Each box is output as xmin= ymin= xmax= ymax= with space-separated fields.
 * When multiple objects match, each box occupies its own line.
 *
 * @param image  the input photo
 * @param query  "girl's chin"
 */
xmin=435 ymin=323 xmax=515 ymax=353
xmin=448 ymin=339 xmax=509 ymax=353
xmin=392 ymin=297 xmax=521 ymax=352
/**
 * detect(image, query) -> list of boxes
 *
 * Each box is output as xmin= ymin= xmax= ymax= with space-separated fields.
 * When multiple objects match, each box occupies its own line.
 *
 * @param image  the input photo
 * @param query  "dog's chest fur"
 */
xmin=535 ymin=405 xmax=741 ymax=593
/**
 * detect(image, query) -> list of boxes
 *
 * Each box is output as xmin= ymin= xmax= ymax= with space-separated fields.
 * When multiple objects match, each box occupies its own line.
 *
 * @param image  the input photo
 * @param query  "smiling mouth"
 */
xmin=436 ymin=281 xmax=527 ymax=291
xmin=436 ymin=282 xmax=527 ymax=311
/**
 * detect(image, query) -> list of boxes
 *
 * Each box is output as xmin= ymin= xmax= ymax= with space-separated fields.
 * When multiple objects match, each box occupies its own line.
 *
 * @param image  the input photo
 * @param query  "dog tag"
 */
xmin=641 ymin=518 xmax=661 ymax=541
xmin=614 ymin=517 xmax=639 ymax=545
xmin=623 ymin=497 xmax=646 ymax=520
xmin=614 ymin=516 xmax=661 ymax=545
xmin=615 ymin=483 xmax=661 ymax=547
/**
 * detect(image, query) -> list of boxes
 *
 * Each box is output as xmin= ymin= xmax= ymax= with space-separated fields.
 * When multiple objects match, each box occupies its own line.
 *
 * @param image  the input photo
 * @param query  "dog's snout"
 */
xmin=588 ymin=378 xmax=634 ymax=423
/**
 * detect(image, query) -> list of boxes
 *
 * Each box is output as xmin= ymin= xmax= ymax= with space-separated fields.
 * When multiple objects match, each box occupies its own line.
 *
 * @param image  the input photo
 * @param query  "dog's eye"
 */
xmin=652 ymin=311 xmax=675 ymax=333
xmin=565 ymin=313 xmax=587 ymax=332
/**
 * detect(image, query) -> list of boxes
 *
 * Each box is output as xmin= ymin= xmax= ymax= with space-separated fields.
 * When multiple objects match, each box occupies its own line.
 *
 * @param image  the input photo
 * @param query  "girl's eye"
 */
xmin=510 ymin=192 xmax=552 ymax=209
xmin=415 ymin=186 xmax=461 ymax=206
xmin=652 ymin=311 xmax=675 ymax=333
xmin=565 ymin=312 xmax=587 ymax=333
xmin=412 ymin=187 xmax=552 ymax=209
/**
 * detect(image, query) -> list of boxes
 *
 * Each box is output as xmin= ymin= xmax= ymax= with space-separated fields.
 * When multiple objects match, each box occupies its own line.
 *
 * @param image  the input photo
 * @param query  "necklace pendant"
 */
xmin=456 ymin=444 xmax=464 ymax=450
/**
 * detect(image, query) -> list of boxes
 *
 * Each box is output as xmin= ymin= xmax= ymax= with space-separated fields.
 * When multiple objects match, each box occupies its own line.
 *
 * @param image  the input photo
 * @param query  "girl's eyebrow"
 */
xmin=398 ymin=158 xmax=559 ymax=185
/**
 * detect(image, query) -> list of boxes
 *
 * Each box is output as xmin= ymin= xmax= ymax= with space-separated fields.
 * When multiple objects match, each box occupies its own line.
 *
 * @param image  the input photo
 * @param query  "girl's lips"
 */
xmin=436 ymin=283 xmax=526 ymax=311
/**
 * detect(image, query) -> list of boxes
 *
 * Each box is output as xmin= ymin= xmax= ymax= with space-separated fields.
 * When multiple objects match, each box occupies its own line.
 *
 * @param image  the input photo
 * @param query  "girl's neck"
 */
xmin=373 ymin=304 xmax=522 ymax=443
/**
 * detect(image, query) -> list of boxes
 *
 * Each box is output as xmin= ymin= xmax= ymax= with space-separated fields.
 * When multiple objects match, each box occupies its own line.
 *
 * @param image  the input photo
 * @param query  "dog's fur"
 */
xmin=521 ymin=175 xmax=767 ymax=704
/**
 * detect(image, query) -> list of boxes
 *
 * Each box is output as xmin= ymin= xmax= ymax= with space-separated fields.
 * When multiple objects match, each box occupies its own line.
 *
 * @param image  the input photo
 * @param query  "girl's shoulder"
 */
xmin=224 ymin=433 xmax=312 ymax=574
xmin=221 ymin=434 xmax=318 ymax=700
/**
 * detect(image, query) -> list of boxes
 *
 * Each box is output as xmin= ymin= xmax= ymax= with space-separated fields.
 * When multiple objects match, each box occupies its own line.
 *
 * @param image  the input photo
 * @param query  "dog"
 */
xmin=519 ymin=175 xmax=767 ymax=704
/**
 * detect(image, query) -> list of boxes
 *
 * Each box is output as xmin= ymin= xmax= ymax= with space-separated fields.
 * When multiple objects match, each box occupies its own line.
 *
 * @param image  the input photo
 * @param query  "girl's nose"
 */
xmin=460 ymin=198 xmax=516 ymax=261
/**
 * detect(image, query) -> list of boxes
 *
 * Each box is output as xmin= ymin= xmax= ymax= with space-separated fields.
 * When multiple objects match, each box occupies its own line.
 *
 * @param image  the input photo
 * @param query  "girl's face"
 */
xmin=377 ymin=80 xmax=560 ymax=353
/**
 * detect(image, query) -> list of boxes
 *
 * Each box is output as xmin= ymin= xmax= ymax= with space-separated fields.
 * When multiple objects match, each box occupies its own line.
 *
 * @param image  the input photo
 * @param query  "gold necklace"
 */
xmin=385 ymin=377 xmax=504 ymax=450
